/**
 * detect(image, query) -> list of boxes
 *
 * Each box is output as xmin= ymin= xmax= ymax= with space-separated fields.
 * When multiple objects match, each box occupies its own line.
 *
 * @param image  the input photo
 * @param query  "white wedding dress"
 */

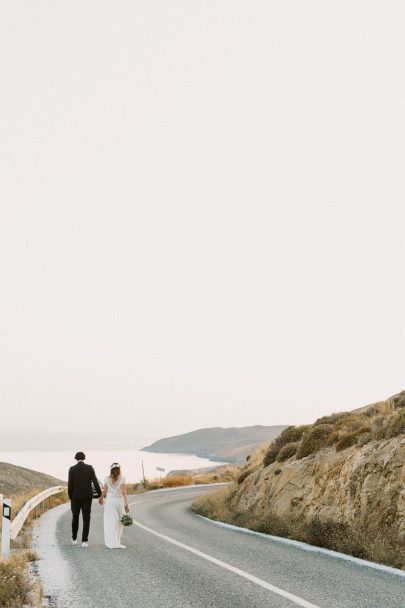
xmin=103 ymin=476 xmax=125 ymax=548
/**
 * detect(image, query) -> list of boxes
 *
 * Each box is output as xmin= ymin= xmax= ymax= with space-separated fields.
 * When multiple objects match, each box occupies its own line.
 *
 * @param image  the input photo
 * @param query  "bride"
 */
xmin=99 ymin=462 xmax=129 ymax=549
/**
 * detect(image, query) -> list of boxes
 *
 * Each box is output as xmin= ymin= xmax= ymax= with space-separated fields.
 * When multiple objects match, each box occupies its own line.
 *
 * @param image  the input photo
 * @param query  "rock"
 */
xmin=229 ymin=435 xmax=405 ymax=541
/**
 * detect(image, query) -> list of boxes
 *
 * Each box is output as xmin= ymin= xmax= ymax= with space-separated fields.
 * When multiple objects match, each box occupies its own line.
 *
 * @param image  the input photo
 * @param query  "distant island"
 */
xmin=0 ymin=462 xmax=64 ymax=496
xmin=142 ymin=425 xmax=287 ymax=463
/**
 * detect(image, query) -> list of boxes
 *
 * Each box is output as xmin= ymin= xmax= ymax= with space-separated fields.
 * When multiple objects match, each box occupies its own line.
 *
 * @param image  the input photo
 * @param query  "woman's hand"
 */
xmin=99 ymin=497 xmax=104 ymax=505
xmin=125 ymin=505 xmax=129 ymax=513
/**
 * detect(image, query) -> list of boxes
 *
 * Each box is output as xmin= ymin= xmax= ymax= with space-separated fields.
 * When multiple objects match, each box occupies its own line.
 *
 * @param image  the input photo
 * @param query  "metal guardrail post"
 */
xmin=1 ymin=497 xmax=12 ymax=558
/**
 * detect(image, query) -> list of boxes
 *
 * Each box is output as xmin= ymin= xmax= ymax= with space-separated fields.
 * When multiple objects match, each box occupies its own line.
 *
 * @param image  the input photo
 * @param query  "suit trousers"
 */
xmin=71 ymin=498 xmax=93 ymax=542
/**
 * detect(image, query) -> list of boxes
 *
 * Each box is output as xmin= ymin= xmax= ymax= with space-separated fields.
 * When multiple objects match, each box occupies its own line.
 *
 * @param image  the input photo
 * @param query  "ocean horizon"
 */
xmin=0 ymin=449 xmax=228 ymax=485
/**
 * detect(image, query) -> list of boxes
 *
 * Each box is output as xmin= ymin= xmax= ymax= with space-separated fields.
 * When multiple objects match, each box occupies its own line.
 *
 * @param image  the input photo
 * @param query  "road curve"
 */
xmin=35 ymin=485 xmax=405 ymax=608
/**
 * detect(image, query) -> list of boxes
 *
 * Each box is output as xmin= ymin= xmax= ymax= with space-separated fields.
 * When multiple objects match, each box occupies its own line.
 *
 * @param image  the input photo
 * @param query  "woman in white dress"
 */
xmin=99 ymin=462 xmax=129 ymax=549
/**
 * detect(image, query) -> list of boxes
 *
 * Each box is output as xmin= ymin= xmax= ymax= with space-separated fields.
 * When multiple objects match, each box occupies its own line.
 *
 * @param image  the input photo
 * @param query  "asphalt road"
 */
xmin=37 ymin=485 xmax=405 ymax=608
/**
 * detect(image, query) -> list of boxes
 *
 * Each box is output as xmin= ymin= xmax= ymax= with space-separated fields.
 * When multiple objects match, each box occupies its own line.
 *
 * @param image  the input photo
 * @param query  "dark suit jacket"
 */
xmin=68 ymin=461 xmax=101 ymax=499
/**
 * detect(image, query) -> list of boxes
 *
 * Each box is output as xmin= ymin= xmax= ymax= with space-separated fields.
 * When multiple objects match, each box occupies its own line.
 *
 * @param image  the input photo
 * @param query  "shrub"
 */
xmin=306 ymin=517 xmax=367 ymax=558
xmin=314 ymin=412 xmax=348 ymax=426
xmin=237 ymin=468 xmax=252 ymax=484
xmin=0 ymin=556 xmax=31 ymax=608
xmin=363 ymin=405 xmax=379 ymax=417
xmin=252 ymin=513 xmax=290 ymax=537
xmin=372 ymin=415 xmax=385 ymax=429
xmin=390 ymin=391 xmax=405 ymax=409
xmin=336 ymin=427 xmax=371 ymax=452
xmin=263 ymin=425 xmax=310 ymax=466
xmin=279 ymin=425 xmax=310 ymax=443
xmin=263 ymin=441 xmax=282 ymax=467
xmin=384 ymin=409 xmax=405 ymax=439
xmin=335 ymin=431 xmax=360 ymax=451
xmin=192 ymin=481 xmax=405 ymax=569
xmin=326 ymin=431 xmax=340 ymax=446
xmin=358 ymin=432 xmax=373 ymax=447
xmin=296 ymin=424 xmax=333 ymax=459
xmin=335 ymin=414 xmax=370 ymax=432
xmin=373 ymin=427 xmax=387 ymax=441
xmin=277 ymin=442 xmax=299 ymax=462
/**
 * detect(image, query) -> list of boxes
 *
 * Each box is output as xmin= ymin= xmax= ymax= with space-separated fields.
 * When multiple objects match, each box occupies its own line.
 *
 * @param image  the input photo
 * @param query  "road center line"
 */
xmin=131 ymin=518 xmax=321 ymax=608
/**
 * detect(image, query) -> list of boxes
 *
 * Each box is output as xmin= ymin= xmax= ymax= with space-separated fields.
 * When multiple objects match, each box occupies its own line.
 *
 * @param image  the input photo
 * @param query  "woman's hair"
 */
xmin=110 ymin=463 xmax=121 ymax=481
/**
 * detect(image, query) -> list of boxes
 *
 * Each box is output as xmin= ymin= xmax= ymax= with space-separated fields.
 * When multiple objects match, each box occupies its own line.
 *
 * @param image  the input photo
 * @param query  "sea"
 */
xmin=0 ymin=449 xmax=227 ymax=484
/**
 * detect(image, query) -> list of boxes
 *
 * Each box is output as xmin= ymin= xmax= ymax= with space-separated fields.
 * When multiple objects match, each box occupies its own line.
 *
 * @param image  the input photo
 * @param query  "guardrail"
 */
xmin=1 ymin=486 xmax=66 ymax=558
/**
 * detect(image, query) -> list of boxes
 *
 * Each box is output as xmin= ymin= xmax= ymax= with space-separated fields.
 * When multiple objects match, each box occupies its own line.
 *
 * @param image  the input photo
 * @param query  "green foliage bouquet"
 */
xmin=121 ymin=513 xmax=133 ymax=526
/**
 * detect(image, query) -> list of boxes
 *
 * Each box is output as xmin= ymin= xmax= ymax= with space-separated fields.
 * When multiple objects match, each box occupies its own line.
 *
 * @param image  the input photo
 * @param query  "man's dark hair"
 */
xmin=75 ymin=451 xmax=86 ymax=461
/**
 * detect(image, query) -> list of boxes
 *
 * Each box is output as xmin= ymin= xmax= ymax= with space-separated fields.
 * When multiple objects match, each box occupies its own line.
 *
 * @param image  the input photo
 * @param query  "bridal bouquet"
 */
xmin=121 ymin=513 xmax=133 ymax=527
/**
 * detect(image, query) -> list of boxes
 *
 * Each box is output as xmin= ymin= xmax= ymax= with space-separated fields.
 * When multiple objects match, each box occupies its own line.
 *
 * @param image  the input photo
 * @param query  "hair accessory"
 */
xmin=110 ymin=462 xmax=120 ymax=469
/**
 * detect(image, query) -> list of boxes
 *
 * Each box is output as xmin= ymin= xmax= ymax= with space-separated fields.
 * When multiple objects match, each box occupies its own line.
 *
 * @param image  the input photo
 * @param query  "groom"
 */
xmin=68 ymin=451 xmax=101 ymax=547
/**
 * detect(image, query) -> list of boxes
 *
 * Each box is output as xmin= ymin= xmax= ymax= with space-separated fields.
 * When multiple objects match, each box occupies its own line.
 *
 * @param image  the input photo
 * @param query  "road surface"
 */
xmin=35 ymin=485 xmax=405 ymax=608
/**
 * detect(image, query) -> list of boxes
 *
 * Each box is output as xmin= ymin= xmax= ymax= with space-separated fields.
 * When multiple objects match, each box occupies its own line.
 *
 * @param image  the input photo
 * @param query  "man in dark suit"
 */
xmin=68 ymin=451 xmax=101 ymax=547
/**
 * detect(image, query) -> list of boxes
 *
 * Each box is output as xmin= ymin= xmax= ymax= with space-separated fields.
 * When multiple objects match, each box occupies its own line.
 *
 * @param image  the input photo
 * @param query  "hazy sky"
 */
xmin=1 ymin=2 xmax=404 ymax=441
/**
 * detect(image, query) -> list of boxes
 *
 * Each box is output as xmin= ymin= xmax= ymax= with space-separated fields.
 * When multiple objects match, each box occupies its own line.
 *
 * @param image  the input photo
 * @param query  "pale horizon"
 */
xmin=1 ymin=2 xmax=404 ymax=442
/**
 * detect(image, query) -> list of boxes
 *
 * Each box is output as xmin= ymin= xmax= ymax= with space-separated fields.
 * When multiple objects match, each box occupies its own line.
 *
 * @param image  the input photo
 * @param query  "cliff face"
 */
xmin=230 ymin=435 xmax=405 ymax=541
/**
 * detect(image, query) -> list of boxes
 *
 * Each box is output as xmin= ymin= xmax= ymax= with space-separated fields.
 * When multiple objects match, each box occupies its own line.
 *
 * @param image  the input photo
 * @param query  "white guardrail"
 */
xmin=1 ymin=486 xmax=66 ymax=558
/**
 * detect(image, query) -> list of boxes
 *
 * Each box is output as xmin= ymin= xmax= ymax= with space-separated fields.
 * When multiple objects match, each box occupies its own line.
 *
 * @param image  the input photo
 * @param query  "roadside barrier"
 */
xmin=0 ymin=486 xmax=66 ymax=557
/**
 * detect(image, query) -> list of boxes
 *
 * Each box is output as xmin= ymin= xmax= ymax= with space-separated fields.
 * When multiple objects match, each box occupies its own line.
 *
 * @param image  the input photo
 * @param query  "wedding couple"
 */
xmin=67 ymin=451 xmax=130 ymax=549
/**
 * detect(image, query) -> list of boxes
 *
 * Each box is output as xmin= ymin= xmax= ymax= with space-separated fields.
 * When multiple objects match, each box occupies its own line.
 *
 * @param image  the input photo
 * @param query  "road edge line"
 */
xmin=195 ymin=515 xmax=405 ymax=579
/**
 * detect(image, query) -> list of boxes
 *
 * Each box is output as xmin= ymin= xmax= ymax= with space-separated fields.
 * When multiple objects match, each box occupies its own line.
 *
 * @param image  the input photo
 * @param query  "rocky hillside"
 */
xmin=142 ymin=425 xmax=287 ymax=463
xmin=0 ymin=462 xmax=64 ymax=496
xmin=193 ymin=391 xmax=405 ymax=568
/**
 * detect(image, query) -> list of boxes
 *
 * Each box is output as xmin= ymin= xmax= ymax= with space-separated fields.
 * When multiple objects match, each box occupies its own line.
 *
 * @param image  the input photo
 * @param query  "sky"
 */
xmin=0 ymin=1 xmax=404 ymax=443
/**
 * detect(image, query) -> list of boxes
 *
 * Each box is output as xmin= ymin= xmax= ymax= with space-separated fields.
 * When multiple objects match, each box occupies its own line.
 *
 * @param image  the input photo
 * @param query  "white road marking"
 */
xmin=132 ymin=519 xmax=321 ymax=608
xmin=197 ymin=515 xmax=405 ymax=579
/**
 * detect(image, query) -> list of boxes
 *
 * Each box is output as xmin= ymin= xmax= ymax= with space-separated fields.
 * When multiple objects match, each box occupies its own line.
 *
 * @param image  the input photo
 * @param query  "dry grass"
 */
xmin=192 ymin=487 xmax=405 ymax=569
xmin=0 ymin=553 xmax=33 ymax=608
xmin=11 ymin=488 xmax=68 ymax=522
xmin=141 ymin=467 xmax=238 ymax=491
xmin=374 ymin=400 xmax=395 ymax=416
xmin=262 ymin=393 xmax=405 ymax=466
xmin=192 ymin=487 xmax=234 ymax=522
xmin=245 ymin=444 xmax=268 ymax=468
xmin=335 ymin=428 xmax=370 ymax=452
xmin=9 ymin=490 xmax=39 ymax=519
xmin=162 ymin=474 xmax=194 ymax=487
xmin=195 ymin=467 xmax=238 ymax=484
xmin=11 ymin=490 xmax=69 ymax=540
